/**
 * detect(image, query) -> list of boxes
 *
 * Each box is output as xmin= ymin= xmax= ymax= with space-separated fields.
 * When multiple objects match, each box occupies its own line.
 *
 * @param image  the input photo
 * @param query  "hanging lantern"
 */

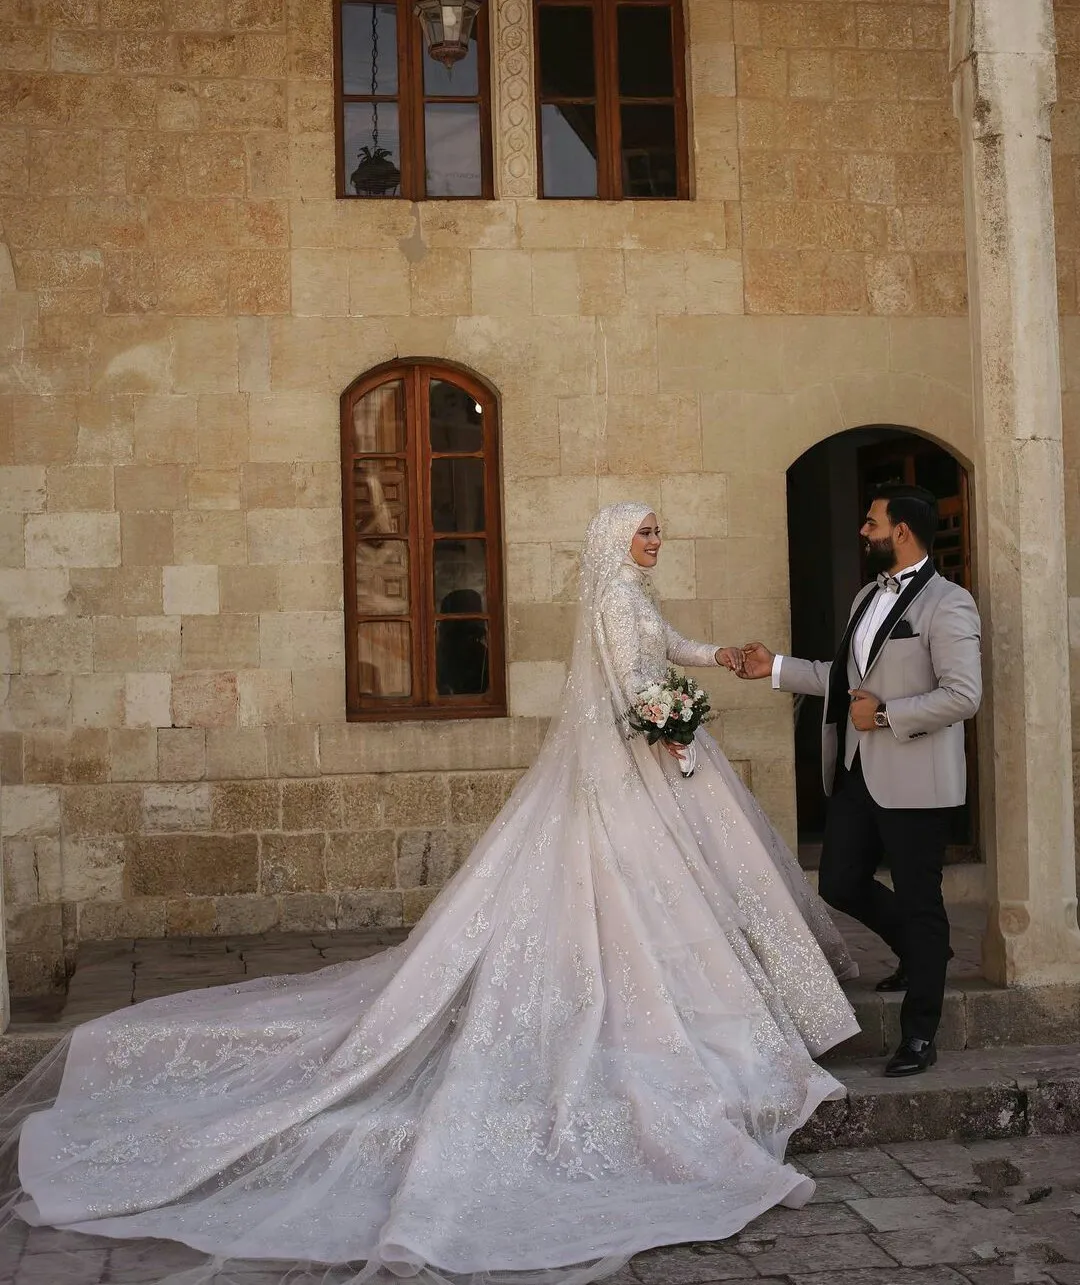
xmin=414 ymin=0 xmax=483 ymax=69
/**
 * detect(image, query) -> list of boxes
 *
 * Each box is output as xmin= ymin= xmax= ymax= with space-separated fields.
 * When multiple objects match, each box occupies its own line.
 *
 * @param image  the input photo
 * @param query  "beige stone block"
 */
xmin=221 ymin=563 xmax=279 ymax=613
xmin=187 ymin=468 xmax=240 ymax=509
xmin=498 ymin=393 xmax=560 ymax=478
xmin=259 ymin=611 xmax=342 ymax=668
xmin=658 ymin=316 xmax=784 ymax=394
xmin=503 ymin=477 xmax=598 ymax=545
xmin=913 ymin=252 xmax=968 ymax=316
xmin=471 ymin=249 xmax=532 ymax=317
xmin=77 ymin=895 xmax=165 ymax=941
xmin=45 ymin=466 xmax=119 ymax=522
xmin=736 ymin=46 xmax=787 ymax=98
xmin=556 ymin=395 xmax=606 ymax=476
xmin=127 ymin=832 xmax=258 ymax=897
xmin=576 ymin=249 xmax=626 ymax=314
xmin=857 ymin=5 xmax=913 ymax=50
xmin=411 ymin=250 xmax=470 ymax=316
xmin=124 ymin=672 xmax=172 ymax=728
xmin=281 ymin=777 xmax=340 ymax=830
xmin=531 ymin=251 xmax=580 ymax=316
xmin=0 ymin=467 xmax=46 ymax=514
xmin=379 ymin=773 xmax=446 ymax=827
xmin=650 ymin=539 xmax=695 ymax=599
xmin=402 ymin=887 xmax=439 ymax=924
xmin=290 ymin=666 xmax=344 ymax=722
xmin=237 ymin=668 xmax=292 ymax=726
xmin=278 ymin=563 xmax=342 ymax=611
xmin=259 ymin=831 xmax=325 ymax=894
xmin=25 ymin=512 xmax=120 ymax=568
xmin=266 ymin=724 xmax=318 ymax=778
xmin=278 ymin=891 xmax=337 ymax=932
xmin=18 ymin=617 xmax=93 ymax=674
xmin=0 ymin=674 xmax=71 ymax=733
xmin=607 ymin=394 xmax=703 ymax=474
xmin=506 ymin=542 xmax=552 ymax=604
xmin=659 ymin=474 xmax=728 ymax=539
xmin=596 ymin=473 xmax=662 ymax=518
xmin=4 ymin=835 xmax=59 ymax=907
xmin=181 ymin=613 xmax=258 ymax=670
xmin=93 ymin=616 xmax=179 ymax=672
xmin=508 ymin=602 xmax=576 ymax=664
xmin=508 ymin=660 xmax=565 ymax=717
xmin=173 ymin=510 xmax=247 ymax=564
xmin=725 ymin=471 xmax=787 ymax=539
xmin=346 ymin=253 xmax=411 ymax=317
xmin=867 ymin=255 xmax=916 ymax=316
xmin=74 ymin=396 xmax=135 ymax=464
xmin=163 ymin=564 xmax=219 ymax=616
xmin=71 ymin=673 xmax=124 ymax=728
xmin=325 ymin=830 xmax=395 ymax=891
xmin=143 ymin=781 xmax=211 ymax=832
xmin=132 ymin=396 xmax=195 ymax=464
xmin=171 ymin=318 xmax=239 ymax=394
xmin=696 ymin=536 xmax=791 ymax=601
xmin=684 ymin=252 xmax=744 ymax=315
xmin=4 ymin=398 xmax=77 ymax=466
xmin=172 ymin=672 xmax=238 ymax=729
xmin=205 ymin=726 xmax=267 ymax=778
xmin=197 ymin=393 xmax=250 ymax=466
xmin=211 ymin=779 xmax=280 ymax=831
xmin=242 ymin=462 xmax=338 ymax=509
xmin=249 ymin=392 xmax=336 ymax=462
xmin=157 ymin=726 xmax=206 ymax=781
xmin=1 ymin=784 xmax=61 ymax=837
xmin=62 ymin=781 xmax=142 ymax=836
xmin=624 ymin=251 xmax=687 ymax=316
xmin=886 ymin=317 xmax=971 ymax=390
xmin=115 ymin=465 xmax=186 ymax=512
xmin=247 ymin=508 xmax=339 ymax=565
xmin=396 ymin=828 xmax=468 ymax=889
xmin=120 ymin=511 xmax=175 ymax=566
xmin=292 ymin=248 xmax=348 ymax=317
xmin=107 ymin=727 xmax=158 ymax=781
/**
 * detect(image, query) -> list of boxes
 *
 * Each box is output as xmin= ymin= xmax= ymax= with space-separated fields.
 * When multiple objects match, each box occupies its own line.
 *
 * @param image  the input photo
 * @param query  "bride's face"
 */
xmin=630 ymin=514 xmax=662 ymax=567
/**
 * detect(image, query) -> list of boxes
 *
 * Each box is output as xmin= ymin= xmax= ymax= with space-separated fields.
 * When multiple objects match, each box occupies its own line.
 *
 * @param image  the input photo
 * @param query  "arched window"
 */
xmin=341 ymin=361 xmax=506 ymax=721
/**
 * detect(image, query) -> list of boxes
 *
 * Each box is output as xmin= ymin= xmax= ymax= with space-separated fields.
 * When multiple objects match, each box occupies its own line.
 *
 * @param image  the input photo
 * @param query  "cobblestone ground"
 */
xmin=2 ymin=1134 xmax=1078 ymax=1284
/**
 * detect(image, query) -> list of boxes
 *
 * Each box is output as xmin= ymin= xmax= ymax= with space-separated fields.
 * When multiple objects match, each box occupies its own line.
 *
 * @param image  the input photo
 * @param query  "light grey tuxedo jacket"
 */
xmin=776 ymin=567 xmax=982 ymax=810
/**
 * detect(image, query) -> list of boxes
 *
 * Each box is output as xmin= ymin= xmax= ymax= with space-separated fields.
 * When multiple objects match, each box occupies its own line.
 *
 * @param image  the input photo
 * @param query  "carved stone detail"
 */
xmin=490 ymin=0 xmax=538 ymax=199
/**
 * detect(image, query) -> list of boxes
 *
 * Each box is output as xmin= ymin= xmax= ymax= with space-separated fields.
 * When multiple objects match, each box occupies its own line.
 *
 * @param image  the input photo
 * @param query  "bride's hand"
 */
xmin=662 ymin=740 xmax=686 ymax=760
xmin=715 ymin=646 xmax=745 ymax=676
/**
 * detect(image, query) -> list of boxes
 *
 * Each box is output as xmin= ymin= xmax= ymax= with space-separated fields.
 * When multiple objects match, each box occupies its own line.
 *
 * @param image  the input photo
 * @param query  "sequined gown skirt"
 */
xmin=10 ymin=726 xmax=859 ymax=1281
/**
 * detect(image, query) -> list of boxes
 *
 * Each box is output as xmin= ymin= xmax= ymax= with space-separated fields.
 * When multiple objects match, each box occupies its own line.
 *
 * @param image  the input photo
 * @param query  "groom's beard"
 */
xmin=864 ymin=537 xmax=896 ymax=576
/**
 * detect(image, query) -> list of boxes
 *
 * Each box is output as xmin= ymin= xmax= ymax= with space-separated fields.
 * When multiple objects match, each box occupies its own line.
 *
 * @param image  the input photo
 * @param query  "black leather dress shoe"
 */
xmin=875 ymin=967 xmax=907 ymax=992
xmin=884 ymin=1037 xmax=937 ymax=1077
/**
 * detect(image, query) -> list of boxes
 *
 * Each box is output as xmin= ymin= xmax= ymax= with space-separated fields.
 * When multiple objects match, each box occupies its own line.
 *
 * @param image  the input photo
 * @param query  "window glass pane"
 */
xmin=434 ymin=539 xmax=487 ymax=613
xmin=430 ymin=379 xmax=483 ymax=452
xmin=423 ymin=29 xmax=479 ymax=95
xmin=431 ymin=458 xmax=485 ymax=532
xmin=541 ymin=104 xmax=598 ymax=198
xmin=537 ymin=7 xmax=595 ymax=97
xmin=358 ymin=620 xmax=412 ymax=696
xmin=352 ymin=380 xmax=405 ymax=453
xmin=424 ymin=104 xmax=483 ymax=197
xmin=356 ymin=539 xmax=410 ymax=615
xmin=342 ymin=3 xmax=398 ymax=95
xmin=619 ymin=104 xmax=677 ymax=198
xmin=345 ymin=101 xmax=402 ymax=197
xmin=436 ymin=618 xmax=490 ymax=695
xmin=355 ymin=459 xmax=408 ymax=535
xmin=617 ymin=6 xmax=674 ymax=97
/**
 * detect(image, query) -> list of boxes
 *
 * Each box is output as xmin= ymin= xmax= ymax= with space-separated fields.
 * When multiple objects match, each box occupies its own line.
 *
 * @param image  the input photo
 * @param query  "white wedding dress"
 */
xmin=0 ymin=502 xmax=859 ymax=1285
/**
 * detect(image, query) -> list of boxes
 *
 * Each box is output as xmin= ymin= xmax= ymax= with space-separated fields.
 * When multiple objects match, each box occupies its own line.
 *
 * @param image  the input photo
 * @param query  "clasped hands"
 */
xmin=714 ymin=643 xmax=881 ymax=730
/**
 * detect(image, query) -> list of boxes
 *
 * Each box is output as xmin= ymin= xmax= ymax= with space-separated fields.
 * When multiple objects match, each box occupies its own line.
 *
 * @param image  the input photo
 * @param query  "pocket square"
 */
xmin=891 ymin=619 xmax=918 ymax=639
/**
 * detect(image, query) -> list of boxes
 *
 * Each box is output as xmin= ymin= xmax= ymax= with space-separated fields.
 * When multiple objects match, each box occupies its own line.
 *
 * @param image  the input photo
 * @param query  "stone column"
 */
xmin=951 ymin=0 xmax=1080 ymax=985
xmin=489 ymin=0 xmax=538 ymax=199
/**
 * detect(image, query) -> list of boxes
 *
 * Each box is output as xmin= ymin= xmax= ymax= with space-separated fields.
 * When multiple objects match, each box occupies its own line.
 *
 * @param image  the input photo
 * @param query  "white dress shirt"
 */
xmin=771 ymin=556 xmax=929 ymax=688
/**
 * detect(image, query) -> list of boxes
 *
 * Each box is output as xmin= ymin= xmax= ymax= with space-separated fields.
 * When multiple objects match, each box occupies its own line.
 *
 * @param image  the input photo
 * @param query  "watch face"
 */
xmin=875 ymin=711 xmax=888 ymax=727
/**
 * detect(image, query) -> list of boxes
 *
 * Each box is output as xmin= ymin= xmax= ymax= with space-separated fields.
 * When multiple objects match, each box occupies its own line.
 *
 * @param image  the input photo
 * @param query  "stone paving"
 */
xmin=2 ymin=1134 xmax=1079 ymax=1283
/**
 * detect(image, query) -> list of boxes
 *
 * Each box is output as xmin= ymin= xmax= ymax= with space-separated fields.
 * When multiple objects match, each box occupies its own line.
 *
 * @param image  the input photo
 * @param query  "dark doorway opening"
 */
xmin=786 ymin=427 xmax=977 ymax=870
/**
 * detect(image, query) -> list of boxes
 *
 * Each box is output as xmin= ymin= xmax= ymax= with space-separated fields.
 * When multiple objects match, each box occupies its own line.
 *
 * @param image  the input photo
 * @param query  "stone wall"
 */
xmin=0 ymin=0 xmax=979 ymax=994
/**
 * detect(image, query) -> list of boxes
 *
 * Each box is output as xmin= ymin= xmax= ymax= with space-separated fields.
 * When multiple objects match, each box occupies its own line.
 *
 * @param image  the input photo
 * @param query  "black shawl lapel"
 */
xmin=862 ymin=560 xmax=937 ymax=679
xmin=825 ymin=584 xmax=878 ymax=726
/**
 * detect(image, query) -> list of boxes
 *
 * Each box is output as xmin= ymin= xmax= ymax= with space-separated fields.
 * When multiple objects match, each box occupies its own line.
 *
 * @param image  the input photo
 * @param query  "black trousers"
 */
xmin=819 ymin=753 xmax=951 ymax=1042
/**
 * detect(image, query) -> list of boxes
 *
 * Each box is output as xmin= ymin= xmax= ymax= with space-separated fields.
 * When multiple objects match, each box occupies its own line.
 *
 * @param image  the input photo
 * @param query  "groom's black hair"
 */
xmin=871 ymin=483 xmax=938 ymax=551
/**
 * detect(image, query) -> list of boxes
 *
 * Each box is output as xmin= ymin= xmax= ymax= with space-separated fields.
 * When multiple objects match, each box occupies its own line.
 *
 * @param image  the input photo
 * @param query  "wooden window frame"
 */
xmin=334 ymin=0 xmax=494 ymax=201
xmin=342 ymin=360 xmax=507 ymax=723
xmin=533 ymin=0 xmax=689 ymax=201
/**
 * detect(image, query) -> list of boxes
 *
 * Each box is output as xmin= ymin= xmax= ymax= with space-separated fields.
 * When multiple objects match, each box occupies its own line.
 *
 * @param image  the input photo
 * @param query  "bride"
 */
xmin=0 ymin=501 xmax=859 ymax=1285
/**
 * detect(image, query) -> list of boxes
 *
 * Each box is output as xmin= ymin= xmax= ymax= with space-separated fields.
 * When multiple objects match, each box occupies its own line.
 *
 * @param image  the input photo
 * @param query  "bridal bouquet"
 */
xmin=626 ymin=669 xmax=713 ymax=777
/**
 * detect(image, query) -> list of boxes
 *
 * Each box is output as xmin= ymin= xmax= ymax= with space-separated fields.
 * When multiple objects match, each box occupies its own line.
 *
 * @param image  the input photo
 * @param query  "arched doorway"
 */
xmin=786 ymin=426 xmax=977 ymax=869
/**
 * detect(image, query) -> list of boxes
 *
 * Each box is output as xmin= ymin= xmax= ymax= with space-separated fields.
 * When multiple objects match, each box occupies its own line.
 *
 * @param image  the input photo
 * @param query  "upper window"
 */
xmin=534 ymin=0 xmax=688 ymax=199
xmin=334 ymin=1 xmax=493 ymax=199
xmin=341 ymin=362 xmax=506 ymax=721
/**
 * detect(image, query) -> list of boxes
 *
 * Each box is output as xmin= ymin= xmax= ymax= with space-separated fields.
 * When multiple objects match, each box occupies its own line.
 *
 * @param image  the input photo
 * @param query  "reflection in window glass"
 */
xmin=355 ymin=460 xmax=408 ymax=535
xmin=434 ymin=540 xmax=487 ymax=612
xmin=431 ymin=458 xmax=485 ymax=533
xmin=541 ymin=104 xmax=598 ymax=198
xmin=620 ymin=104 xmax=677 ymax=198
xmin=353 ymin=380 xmax=405 ymax=453
xmin=342 ymin=2 xmax=398 ymax=94
xmin=345 ymin=102 xmax=402 ymax=197
xmin=617 ymin=6 xmax=673 ymax=97
xmin=537 ymin=7 xmax=595 ymax=97
xmin=424 ymin=31 xmax=479 ymax=95
xmin=424 ymin=104 xmax=483 ymax=198
xmin=356 ymin=539 xmax=410 ymax=615
xmin=436 ymin=618 xmax=489 ymax=694
xmin=358 ymin=620 xmax=412 ymax=696
xmin=430 ymin=379 xmax=483 ymax=452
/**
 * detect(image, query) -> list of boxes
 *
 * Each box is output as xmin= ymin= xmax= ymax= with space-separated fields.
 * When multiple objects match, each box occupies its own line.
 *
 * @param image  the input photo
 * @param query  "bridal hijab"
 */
xmin=0 ymin=501 xmax=849 ymax=1285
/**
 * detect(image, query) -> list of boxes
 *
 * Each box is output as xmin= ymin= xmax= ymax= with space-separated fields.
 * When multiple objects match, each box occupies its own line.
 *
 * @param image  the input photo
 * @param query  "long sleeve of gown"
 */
xmin=600 ymin=578 xmax=718 ymax=703
xmin=665 ymin=623 xmax=720 ymax=670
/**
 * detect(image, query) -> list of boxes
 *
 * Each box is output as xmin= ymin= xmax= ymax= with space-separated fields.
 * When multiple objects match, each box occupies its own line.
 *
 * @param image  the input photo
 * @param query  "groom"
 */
xmin=736 ymin=484 xmax=982 ymax=1076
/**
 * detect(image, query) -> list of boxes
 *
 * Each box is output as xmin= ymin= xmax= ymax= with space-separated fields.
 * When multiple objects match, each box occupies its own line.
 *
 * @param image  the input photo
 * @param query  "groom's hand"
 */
xmin=738 ymin=642 xmax=775 ymax=680
xmin=848 ymin=689 xmax=880 ymax=731
xmin=715 ymin=646 xmax=745 ymax=675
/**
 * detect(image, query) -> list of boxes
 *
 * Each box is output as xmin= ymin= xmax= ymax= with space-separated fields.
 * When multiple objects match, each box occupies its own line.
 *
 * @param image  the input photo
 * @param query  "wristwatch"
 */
xmin=873 ymin=702 xmax=890 ymax=729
